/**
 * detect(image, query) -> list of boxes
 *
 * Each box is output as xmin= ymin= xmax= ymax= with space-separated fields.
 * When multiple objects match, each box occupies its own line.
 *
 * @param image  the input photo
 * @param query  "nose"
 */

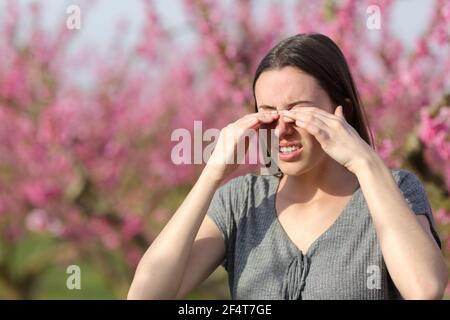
xmin=275 ymin=114 xmax=296 ymax=138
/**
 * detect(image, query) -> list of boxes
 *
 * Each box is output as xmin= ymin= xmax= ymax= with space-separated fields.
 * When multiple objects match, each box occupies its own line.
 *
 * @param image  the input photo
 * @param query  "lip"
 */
xmin=278 ymin=146 xmax=303 ymax=162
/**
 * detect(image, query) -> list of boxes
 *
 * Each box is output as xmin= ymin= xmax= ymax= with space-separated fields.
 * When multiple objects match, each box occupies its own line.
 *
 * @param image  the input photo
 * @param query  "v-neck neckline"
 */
xmin=270 ymin=174 xmax=361 ymax=258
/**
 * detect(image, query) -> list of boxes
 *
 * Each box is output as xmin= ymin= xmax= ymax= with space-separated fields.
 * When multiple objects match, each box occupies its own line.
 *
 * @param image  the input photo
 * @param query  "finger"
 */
xmin=283 ymin=107 xmax=337 ymax=121
xmin=296 ymin=120 xmax=330 ymax=144
xmin=248 ymin=113 xmax=279 ymax=128
xmin=334 ymin=105 xmax=345 ymax=119
xmin=237 ymin=112 xmax=275 ymax=128
xmin=257 ymin=110 xmax=279 ymax=115
xmin=241 ymin=114 xmax=279 ymax=130
xmin=252 ymin=111 xmax=279 ymax=122
xmin=281 ymin=111 xmax=331 ymax=132
xmin=259 ymin=112 xmax=280 ymax=123
xmin=245 ymin=117 xmax=259 ymax=128
xmin=291 ymin=106 xmax=333 ymax=114
xmin=296 ymin=107 xmax=348 ymax=129
xmin=282 ymin=109 xmax=342 ymax=129
xmin=295 ymin=110 xmax=337 ymax=127
xmin=280 ymin=114 xmax=295 ymax=123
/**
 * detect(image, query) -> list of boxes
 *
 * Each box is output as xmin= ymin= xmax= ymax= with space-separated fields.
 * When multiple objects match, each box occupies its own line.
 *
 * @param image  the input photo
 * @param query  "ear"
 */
xmin=334 ymin=105 xmax=345 ymax=120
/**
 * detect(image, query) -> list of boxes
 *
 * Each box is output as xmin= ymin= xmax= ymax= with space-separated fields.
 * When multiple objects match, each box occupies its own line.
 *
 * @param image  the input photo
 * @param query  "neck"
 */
xmin=278 ymin=156 xmax=359 ymax=203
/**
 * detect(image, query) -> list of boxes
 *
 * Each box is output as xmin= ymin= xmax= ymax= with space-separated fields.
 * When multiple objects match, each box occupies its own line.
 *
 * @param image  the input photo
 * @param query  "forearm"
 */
xmin=354 ymin=155 xmax=448 ymax=299
xmin=128 ymin=167 xmax=223 ymax=299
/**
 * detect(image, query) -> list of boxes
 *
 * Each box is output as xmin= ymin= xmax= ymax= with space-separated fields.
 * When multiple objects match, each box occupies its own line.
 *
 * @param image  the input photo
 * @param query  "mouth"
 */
xmin=278 ymin=142 xmax=303 ymax=161
xmin=279 ymin=145 xmax=301 ymax=154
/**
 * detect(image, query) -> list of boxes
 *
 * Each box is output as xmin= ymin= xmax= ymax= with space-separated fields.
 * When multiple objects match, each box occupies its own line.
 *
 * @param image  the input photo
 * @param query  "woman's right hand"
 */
xmin=204 ymin=111 xmax=279 ymax=181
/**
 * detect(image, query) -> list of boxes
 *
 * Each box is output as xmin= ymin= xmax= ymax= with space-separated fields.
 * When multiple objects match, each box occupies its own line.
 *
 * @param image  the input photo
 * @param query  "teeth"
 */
xmin=280 ymin=145 xmax=300 ymax=153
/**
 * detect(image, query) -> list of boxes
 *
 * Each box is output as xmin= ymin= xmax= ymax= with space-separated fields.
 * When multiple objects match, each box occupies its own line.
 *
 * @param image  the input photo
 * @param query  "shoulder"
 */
xmin=390 ymin=168 xmax=425 ymax=191
xmin=390 ymin=168 xmax=432 ymax=213
xmin=207 ymin=173 xmax=278 ymax=227
xmin=390 ymin=168 xmax=441 ymax=247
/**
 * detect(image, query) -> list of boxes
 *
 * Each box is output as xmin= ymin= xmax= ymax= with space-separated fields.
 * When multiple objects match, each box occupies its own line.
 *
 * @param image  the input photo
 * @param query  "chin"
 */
xmin=278 ymin=161 xmax=312 ymax=176
xmin=277 ymin=152 xmax=327 ymax=177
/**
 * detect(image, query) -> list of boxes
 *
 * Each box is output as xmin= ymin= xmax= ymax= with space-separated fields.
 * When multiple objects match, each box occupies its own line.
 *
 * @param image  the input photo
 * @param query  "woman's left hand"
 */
xmin=281 ymin=106 xmax=377 ymax=174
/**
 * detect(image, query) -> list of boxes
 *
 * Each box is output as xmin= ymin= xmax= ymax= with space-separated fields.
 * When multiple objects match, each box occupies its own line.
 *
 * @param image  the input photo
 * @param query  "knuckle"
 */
xmin=332 ymin=119 xmax=342 ymax=129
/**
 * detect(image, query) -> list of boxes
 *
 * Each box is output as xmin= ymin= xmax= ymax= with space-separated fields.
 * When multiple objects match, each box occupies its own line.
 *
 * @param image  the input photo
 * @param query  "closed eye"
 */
xmin=258 ymin=106 xmax=277 ymax=112
xmin=287 ymin=100 xmax=313 ymax=109
xmin=258 ymin=100 xmax=313 ymax=112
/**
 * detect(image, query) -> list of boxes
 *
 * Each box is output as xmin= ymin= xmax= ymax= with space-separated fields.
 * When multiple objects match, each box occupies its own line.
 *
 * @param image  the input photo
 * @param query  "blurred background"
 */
xmin=0 ymin=0 xmax=449 ymax=299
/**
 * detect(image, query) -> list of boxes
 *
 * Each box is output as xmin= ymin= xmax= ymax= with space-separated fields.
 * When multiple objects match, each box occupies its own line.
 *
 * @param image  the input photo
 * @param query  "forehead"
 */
xmin=254 ymin=66 xmax=321 ymax=105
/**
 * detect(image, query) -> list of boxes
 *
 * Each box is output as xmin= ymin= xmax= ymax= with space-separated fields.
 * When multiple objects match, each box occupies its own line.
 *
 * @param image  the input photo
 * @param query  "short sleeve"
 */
xmin=393 ymin=169 xmax=442 ymax=248
xmin=206 ymin=176 xmax=244 ymax=271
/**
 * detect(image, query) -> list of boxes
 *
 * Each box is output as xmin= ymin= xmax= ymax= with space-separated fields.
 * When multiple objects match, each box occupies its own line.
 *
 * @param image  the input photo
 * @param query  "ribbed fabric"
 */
xmin=206 ymin=169 xmax=441 ymax=300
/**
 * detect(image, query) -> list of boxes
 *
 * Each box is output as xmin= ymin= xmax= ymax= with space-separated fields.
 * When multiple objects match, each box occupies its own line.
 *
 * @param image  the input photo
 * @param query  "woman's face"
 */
xmin=254 ymin=66 xmax=335 ymax=176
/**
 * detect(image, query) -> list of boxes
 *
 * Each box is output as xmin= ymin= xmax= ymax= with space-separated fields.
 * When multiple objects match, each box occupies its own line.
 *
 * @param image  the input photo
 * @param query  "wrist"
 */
xmin=351 ymin=149 xmax=387 ymax=178
xmin=202 ymin=164 xmax=226 ymax=184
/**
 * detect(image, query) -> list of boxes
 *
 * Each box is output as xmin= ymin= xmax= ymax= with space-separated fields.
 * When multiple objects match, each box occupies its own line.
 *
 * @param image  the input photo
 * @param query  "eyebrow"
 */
xmin=257 ymin=100 xmax=313 ymax=110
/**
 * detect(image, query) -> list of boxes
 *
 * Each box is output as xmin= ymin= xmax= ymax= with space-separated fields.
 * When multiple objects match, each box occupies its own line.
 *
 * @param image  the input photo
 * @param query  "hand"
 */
xmin=204 ymin=111 xmax=279 ymax=181
xmin=281 ymin=106 xmax=377 ymax=174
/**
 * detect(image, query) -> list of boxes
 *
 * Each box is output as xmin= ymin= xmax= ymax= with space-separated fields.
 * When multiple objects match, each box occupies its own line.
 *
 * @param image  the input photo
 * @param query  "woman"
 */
xmin=128 ymin=33 xmax=448 ymax=300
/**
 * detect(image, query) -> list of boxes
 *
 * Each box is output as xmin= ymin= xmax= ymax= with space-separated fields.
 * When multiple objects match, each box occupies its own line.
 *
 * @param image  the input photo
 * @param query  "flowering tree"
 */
xmin=0 ymin=0 xmax=449 ymax=298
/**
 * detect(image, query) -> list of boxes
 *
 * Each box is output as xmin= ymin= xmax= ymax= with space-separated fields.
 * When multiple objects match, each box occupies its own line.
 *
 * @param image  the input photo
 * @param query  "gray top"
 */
xmin=206 ymin=169 xmax=441 ymax=300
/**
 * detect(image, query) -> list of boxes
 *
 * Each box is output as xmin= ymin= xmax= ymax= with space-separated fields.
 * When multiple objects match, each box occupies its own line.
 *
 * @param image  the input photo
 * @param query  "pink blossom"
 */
xmin=21 ymin=182 xmax=58 ymax=207
xmin=126 ymin=247 xmax=143 ymax=269
xmin=25 ymin=208 xmax=49 ymax=232
xmin=435 ymin=208 xmax=450 ymax=225
xmin=122 ymin=215 xmax=143 ymax=241
xmin=91 ymin=218 xmax=120 ymax=250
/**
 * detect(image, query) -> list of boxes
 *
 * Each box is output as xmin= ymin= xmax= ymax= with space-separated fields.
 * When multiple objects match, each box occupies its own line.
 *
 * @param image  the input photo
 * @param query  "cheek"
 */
xmin=300 ymin=129 xmax=323 ymax=153
xmin=298 ymin=128 xmax=314 ymax=145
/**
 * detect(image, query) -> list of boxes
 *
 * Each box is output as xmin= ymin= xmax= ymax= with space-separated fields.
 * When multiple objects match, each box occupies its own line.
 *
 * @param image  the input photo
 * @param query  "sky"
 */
xmin=3 ymin=0 xmax=436 ymax=52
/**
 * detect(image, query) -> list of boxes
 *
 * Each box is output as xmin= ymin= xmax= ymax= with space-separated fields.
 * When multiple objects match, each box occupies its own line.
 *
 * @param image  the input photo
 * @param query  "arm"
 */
xmin=127 ymin=112 xmax=279 ymax=299
xmin=353 ymin=156 xmax=448 ymax=299
xmin=282 ymin=105 xmax=449 ymax=299
xmin=127 ymin=168 xmax=224 ymax=299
